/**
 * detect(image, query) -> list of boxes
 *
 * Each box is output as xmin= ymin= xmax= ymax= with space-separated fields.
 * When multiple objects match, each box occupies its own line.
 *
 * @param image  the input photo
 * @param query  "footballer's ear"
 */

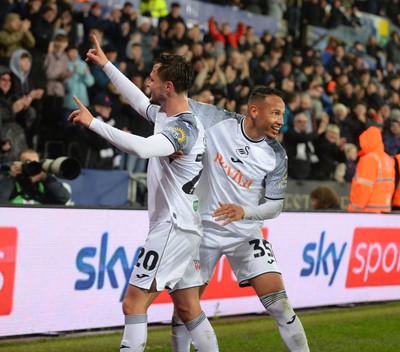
xmin=248 ymin=103 xmax=258 ymax=119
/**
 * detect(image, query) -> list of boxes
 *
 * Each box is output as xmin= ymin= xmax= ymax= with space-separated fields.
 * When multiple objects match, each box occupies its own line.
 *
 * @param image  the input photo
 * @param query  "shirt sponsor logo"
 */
xmin=346 ymin=228 xmax=400 ymax=287
xmin=0 ymin=227 xmax=18 ymax=316
xmin=214 ymin=152 xmax=253 ymax=189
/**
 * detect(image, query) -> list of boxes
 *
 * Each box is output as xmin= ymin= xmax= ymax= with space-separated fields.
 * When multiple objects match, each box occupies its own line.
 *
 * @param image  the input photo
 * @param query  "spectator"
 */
xmin=62 ymin=45 xmax=95 ymax=141
xmin=0 ymin=148 xmax=71 ymax=205
xmin=386 ymin=31 xmax=400 ymax=69
xmin=224 ymin=49 xmax=252 ymax=106
xmin=0 ymin=13 xmax=35 ymax=65
xmin=334 ymin=142 xmax=358 ymax=183
xmin=284 ymin=112 xmax=328 ymax=180
xmin=348 ymin=126 xmax=395 ymax=213
xmin=331 ymin=102 xmax=358 ymax=145
xmin=310 ymin=123 xmax=347 ymax=180
xmin=163 ymin=2 xmax=186 ymax=30
xmin=310 ymin=185 xmax=341 ymax=210
xmin=83 ymin=93 xmax=119 ymax=169
xmin=41 ymin=33 xmax=71 ymax=147
xmin=383 ymin=118 xmax=400 ymax=156
xmin=0 ymin=66 xmax=29 ymax=161
xmin=208 ymin=16 xmax=246 ymax=51
xmin=139 ymin=0 xmax=168 ymax=19
xmin=31 ymin=4 xmax=58 ymax=58
xmin=9 ymin=49 xmax=45 ymax=148
xmin=124 ymin=41 xmax=149 ymax=78
xmin=57 ymin=9 xmax=79 ymax=47
xmin=81 ymin=1 xmax=107 ymax=42
xmin=134 ymin=15 xmax=158 ymax=67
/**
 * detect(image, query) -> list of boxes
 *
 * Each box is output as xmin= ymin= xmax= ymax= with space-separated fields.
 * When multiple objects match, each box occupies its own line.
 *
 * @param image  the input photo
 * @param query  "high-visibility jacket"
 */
xmin=348 ymin=126 xmax=395 ymax=213
xmin=140 ymin=0 xmax=168 ymax=18
xmin=392 ymin=154 xmax=400 ymax=209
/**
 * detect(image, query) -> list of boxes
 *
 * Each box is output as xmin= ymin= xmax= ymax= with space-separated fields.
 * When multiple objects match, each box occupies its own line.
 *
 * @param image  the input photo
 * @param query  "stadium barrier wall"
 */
xmin=64 ymin=169 xmax=351 ymax=210
xmin=1 ymin=207 xmax=399 ymax=337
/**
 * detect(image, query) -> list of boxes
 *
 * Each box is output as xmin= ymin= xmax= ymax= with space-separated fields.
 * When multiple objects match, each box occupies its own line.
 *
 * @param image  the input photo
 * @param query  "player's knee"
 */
xmin=175 ymin=301 xmax=201 ymax=323
xmin=261 ymin=290 xmax=295 ymax=320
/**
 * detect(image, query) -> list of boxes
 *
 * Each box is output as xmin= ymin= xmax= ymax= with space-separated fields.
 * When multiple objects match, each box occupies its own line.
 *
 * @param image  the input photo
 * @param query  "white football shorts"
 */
xmin=199 ymin=220 xmax=281 ymax=287
xmin=129 ymin=221 xmax=202 ymax=292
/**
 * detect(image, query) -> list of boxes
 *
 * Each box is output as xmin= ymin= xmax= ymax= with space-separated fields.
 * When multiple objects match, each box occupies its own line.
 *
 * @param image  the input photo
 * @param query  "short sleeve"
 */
xmin=265 ymin=143 xmax=288 ymax=200
xmin=161 ymin=113 xmax=199 ymax=154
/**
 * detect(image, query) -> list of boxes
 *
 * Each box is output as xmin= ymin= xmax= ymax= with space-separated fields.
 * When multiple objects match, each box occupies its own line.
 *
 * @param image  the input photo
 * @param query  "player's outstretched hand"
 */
xmin=213 ymin=201 xmax=244 ymax=226
xmin=68 ymin=96 xmax=94 ymax=128
xmin=86 ymin=34 xmax=109 ymax=68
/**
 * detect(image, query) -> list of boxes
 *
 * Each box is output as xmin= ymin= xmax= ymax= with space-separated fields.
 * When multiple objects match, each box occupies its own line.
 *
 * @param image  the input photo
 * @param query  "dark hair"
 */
xmin=310 ymin=186 xmax=340 ymax=210
xmin=153 ymin=54 xmax=194 ymax=94
xmin=248 ymin=85 xmax=284 ymax=103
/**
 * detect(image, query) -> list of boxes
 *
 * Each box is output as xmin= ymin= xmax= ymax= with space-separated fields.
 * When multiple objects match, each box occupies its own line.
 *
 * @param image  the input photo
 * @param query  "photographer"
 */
xmin=0 ymin=149 xmax=72 ymax=205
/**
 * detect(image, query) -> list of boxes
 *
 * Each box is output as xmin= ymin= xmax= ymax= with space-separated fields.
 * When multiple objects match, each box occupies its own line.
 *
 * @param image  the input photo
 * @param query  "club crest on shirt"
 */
xmin=236 ymin=146 xmax=250 ymax=158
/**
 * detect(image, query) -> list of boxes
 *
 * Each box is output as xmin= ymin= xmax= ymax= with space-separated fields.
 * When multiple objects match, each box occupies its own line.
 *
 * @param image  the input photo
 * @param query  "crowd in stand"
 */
xmin=0 ymin=0 xmax=399 ymax=184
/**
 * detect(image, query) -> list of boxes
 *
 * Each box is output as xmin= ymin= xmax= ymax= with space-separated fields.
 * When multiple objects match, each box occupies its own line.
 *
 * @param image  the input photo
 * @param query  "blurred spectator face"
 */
xmin=390 ymin=120 xmax=400 ymax=136
xmin=66 ymin=47 xmax=79 ymax=61
xmin=20 ymin=150 xmax=39 ymax=163
xmin=105 ymin=49 xmax=118 ymax=62
xmin=353 ymin=103 xmax=367 ymax=116
xmin=0 ymin=73 xmax=12 ymax=93
xmin=19 ymin=55 xmax=32 ymax=74
xmin=8 ymin=16 xmax=22 ymax=31
xmin=228 ymin=50 xmax=242 ymax=68
xmin=221 ymin=23 xmax=231 ymax=35
xmin=129 ymin=44 xmax=142 ymax=59
xmin=294 ymin=114 xmax=308 ymax=132
xmin=390 ymin=76 xmax=400 ymax=90
xmin=131 ymin=74 xmax=143 ymax=88
xmin=333 ymin=104 xmax=348 ymax=120
xmin=89 ymin=28 xmax=104 ymax=42
xmin=239 ymin=103 xmax=247 ymax=115
xmin=342 ymin=82 xmax=354 ymax=96
xmin=281 ymin=77 xmax=295 ymax=93
xmin=172 ymin=22 xmax=186 ymax=39
xmin=326 ymin=129 xmax=340 ymax=144
xmin=191 ymin=43 xmax=203 ymax=58
xmin=188 ymin=26 xmax=201 ymax=43
xmin=300 ymin=94 xmax=312 ymax=111
xmin=253 ymin=43 xmax=265 ymax=58
xmin=170 ymin=4 xmax=181 ymax=17
xmin=29 ymin=0 xmax=42 ymax=13
xmin=379 ymin=104 xmax=391 ymax=119
xmin=158 ymin=19 xmax=169 ymax=32
xmin=91 ymin=3 xmax=102 ymax=16
xmin=193 ymin=89 xmax=214 ymax=105
xmin=42 ymin=7 xmax=57 ymax=23
xmin=334 ymin=45 xmax=345 ymax=59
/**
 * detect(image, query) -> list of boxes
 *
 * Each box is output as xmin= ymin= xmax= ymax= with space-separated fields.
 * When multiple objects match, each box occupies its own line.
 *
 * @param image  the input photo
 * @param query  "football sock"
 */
xmin=171 ymin=310 xmax=192 ymax=352
xmin=260 ymin=290 xmax=309 ymax=352
xmin=185 ymin=311 xmax=219 ymax=352
xmin=119 ymin=314 xmax=148 ymax=352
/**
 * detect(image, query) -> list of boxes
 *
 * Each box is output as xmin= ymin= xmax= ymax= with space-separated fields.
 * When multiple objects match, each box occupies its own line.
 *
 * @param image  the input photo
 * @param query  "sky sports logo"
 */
xmin=346 ymin=228 xmax=400 ymax=288
xmin=0 ymin=227 xmax=18 ymax=316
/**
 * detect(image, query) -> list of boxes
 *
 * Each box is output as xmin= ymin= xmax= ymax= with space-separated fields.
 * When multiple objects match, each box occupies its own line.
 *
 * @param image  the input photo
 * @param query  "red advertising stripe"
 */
xmin=0 ymin=227 xmax=18 ymax=316
xmin=346 ymin=228 xmax=400 ymax=288
xmin=155 ymin=227 xmax=268 ymax=304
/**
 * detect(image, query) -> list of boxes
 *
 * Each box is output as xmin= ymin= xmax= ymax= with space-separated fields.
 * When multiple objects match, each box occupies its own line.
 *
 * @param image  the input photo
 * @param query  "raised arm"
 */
xmin=68 ymin=96 xmax=174 ymax=158
xmin=86 ymin=35 xmax=150 ymax=119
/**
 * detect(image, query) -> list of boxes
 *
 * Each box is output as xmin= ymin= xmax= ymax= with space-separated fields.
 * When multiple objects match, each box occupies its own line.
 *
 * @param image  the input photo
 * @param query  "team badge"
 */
xmin=174 ymin=127 xmax=186 ymax=144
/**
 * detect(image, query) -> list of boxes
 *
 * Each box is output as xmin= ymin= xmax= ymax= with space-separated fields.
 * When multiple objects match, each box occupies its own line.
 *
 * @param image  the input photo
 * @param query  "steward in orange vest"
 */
xmin=348 ymin=126 xmax=395 ymax=213
xmin=392 ymin=154 xmax=400 ymax=210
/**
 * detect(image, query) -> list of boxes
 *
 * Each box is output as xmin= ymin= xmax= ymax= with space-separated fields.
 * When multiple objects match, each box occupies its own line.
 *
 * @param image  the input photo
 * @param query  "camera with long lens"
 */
xmin=22 ymin=157 xmax=81 ymax=180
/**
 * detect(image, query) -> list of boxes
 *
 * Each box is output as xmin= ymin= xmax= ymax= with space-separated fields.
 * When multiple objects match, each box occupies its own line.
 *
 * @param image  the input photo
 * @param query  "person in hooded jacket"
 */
xmin=348 ymin=126 xmax=395 ymax=213
xmin=9 ymin=48 xmax=45 ymax=147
